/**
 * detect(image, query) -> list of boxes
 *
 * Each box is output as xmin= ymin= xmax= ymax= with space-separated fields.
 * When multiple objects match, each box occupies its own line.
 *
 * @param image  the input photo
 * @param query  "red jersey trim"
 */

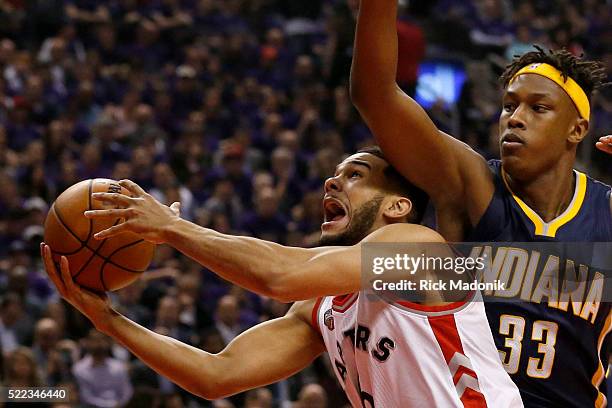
xmin=428 ymin=314 xmax=487 ymax=407
xmin=311 ymin=297 xmax=324 ymax=335
xmin=332 ymin=293 xmax=358 ymax=313
xmin=396 ymin=299 xmax=467 ymax=312
xmin=332 ymin=293 xmax=353 ymax=306
xmin=396 ymin=291 xmax=476 ymax=313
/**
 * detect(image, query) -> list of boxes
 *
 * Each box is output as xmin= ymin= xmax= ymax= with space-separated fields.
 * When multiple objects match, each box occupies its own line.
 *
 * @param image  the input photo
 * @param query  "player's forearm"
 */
xmin=103 ymin=311 xmax=225 ymax=400
xmin=350 ymin=0 xmax=400 ymax=105
xmin=163 ymin=218 xmax=313 ymax=300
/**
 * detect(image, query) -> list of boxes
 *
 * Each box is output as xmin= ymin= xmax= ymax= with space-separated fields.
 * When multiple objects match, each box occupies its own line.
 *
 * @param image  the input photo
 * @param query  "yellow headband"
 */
xmin=510 ymin=63 xmax=590 ymax=121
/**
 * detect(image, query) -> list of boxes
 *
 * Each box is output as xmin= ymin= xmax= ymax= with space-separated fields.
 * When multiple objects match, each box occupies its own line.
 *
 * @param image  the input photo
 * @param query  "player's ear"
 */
xmin=383 ymin=197 xmax=412 ymax=221
xmin=568 ymin=117 xmax=589 ymax=144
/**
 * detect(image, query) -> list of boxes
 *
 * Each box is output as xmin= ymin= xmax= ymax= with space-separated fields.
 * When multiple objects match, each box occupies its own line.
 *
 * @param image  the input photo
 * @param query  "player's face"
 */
xmin=319 ymin=153 xmax=389 ymax=246
xmin=499 ymin=74 xmax=580 ymax=178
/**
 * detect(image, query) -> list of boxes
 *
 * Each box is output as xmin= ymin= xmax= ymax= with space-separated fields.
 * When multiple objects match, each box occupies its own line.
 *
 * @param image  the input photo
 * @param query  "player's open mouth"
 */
xmin=322 ymin=197 xmax=349 ymax=231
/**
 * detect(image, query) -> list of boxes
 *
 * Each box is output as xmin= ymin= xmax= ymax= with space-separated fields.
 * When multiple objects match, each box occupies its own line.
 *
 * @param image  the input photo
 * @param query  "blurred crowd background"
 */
xmin=0 ymin=0 xmax=610 ymax=407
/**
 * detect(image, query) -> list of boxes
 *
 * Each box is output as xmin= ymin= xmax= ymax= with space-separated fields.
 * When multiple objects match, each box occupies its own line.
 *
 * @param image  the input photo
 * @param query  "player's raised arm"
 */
xmin=41 ymin=244 xmax=325 ymax=400
xmin=350 ymin=0 xmax=493 ymax=224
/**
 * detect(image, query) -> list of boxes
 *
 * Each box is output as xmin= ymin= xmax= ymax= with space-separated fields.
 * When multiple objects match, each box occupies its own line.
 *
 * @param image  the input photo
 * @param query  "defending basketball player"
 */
xmin=42 ymin=149 xmax=523 ymax=407
xmin=349 ymin=1 xmax=611 ymax=407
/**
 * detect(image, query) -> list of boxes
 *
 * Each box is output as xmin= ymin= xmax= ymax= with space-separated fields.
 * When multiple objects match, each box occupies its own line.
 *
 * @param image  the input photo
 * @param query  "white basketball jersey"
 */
xmin=312 ymin=293 xmax=523 ymax=408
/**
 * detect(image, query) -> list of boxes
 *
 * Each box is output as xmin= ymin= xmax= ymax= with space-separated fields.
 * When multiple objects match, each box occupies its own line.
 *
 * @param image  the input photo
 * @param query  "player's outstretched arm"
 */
xmin=41 ymin=243 xmax=325 ymax=400
xmin=85 ymin=181 xmax=444 ymax=301
xmin=350 ymin=0 xmax=493 ymax=224
xmin=594 ymin=136 xmax=612 ymax=216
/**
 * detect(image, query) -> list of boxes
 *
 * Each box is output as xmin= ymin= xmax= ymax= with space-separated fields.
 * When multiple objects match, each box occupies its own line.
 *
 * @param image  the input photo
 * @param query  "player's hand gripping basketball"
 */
xmin=84 ymin=179 xmax=181 ymax=244
xmin=40 ymin=243 xmax=115 ymax=332
xmin=596 ymin=135 xmax=612 ymax=155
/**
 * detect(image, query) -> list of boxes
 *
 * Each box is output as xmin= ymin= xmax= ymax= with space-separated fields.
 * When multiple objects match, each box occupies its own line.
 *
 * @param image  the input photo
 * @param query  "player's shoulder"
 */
xmin=580 ymin=171 xmax=611 ymax=208
xmin=583 ymin=171 xmax=612 ymax=192
xmin=586 ymin=173 xmax=612 ymax=217
xmin=361 ymin=223 xmax=445 ymax=244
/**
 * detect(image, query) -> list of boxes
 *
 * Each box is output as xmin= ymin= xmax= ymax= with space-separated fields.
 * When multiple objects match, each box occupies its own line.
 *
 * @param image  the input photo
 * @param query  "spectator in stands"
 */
xmin=198 ymin=327 xmax=225 ymax=354
xmin=4 ymin=346 xmax=42 ymax=387
xmin=174 ymin=273 xmax=204 ymax=330
xmin=31 ymin=318 xmax=67 ymax=385
xmin=112 ymin=280 xmax=151 ymax=327
xmin=214 ymin=294 xmax=243 ymax=344
xmin=505 ymin=25 xmax=539 ymax=60
xmin=244 ymin=388 xmax=273 ymax=408
xmin=154 ymin=295 xmax=192 ymax=343
xmin=294 ymin=383 xmax=328 ymax=408
xmin=396 ymin=6 xmax=425 ymax=97
xmin=202 ymin=177 xmax=243 ymax=228
xmin=270 ymin=146 xmax=302 ymax=211
xmin=240 ymin=186 xmax=288 ymax=243
xmin=150 ymin=162 xmax=195 ymax=220
xmin=72 ymin=329 xmax=133 ymax=408
xmin=0 ymin=293 xmax=33 ymax=353
xmin=207 ymin=143 xmax=253 ymax=207
xmin=470 ymin=0 xmax=513 ymax=58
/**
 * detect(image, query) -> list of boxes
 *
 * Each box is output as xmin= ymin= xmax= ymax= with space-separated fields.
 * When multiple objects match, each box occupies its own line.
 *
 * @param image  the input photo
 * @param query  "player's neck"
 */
xmin=505 ymin=162 xmax=576 ymax=223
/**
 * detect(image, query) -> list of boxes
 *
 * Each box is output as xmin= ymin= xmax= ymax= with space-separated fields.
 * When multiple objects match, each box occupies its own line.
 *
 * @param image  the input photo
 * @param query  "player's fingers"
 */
xmin=42 ymin=244 xmax=67 ymax=295
xmin=84 ymin=208 xmax=134 ymax=219
xmin=170 ymin=202 xmax=181 ymax=216
xmin=598 ymin=135 xmax=612 ymax=143
xmin=93 ymin=222 xmax=130 ymax=240
xmin=118 ymin=179 xmax=147 ymax=197
xmin=91 ymin=192 xmax=134 ymax=207
xmin=595 ymin=142 xmax=612 ymax=155
xmin=56 ymin=256 xmax=85 ymax=308
xmin=59 ymin=256 xmax=76 ymax=293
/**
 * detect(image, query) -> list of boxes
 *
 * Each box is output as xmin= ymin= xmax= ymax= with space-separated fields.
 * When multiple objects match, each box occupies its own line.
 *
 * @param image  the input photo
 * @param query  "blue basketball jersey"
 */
xmin=468 ymin=160 xmax=612 ymax=408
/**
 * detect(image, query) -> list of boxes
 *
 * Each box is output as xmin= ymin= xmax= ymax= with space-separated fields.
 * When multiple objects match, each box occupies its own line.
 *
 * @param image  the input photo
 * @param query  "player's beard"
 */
xmin=319 ymin=195 xmax=384 ymax=246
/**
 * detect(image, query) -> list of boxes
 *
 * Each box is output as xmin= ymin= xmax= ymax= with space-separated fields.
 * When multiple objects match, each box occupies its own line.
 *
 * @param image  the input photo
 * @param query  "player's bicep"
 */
xmin=213 ymin=300 xmax=325 ymax=398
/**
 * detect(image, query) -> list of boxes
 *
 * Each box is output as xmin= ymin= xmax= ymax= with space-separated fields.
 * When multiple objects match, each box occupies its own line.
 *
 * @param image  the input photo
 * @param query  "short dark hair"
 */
xmin=500 ymin=46 xmax=608 ymax=100
xmin=357 ymin=146 xmax=429 ymax=223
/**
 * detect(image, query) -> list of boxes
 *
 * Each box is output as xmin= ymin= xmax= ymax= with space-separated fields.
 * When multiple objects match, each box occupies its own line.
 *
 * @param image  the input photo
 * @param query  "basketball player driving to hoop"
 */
xmin=42 ymin=147 xmax=523 ymax=407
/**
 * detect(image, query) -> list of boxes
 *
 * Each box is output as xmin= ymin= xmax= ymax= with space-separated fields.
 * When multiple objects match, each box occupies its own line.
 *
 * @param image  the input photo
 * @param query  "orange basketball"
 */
xmin=43 ymin=179 xmax=155 ymax=292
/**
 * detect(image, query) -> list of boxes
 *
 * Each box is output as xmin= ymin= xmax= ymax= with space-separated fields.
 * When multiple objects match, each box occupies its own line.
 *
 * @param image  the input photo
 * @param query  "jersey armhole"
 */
xmin=311 ymin=297 xmax=324 ymax=335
